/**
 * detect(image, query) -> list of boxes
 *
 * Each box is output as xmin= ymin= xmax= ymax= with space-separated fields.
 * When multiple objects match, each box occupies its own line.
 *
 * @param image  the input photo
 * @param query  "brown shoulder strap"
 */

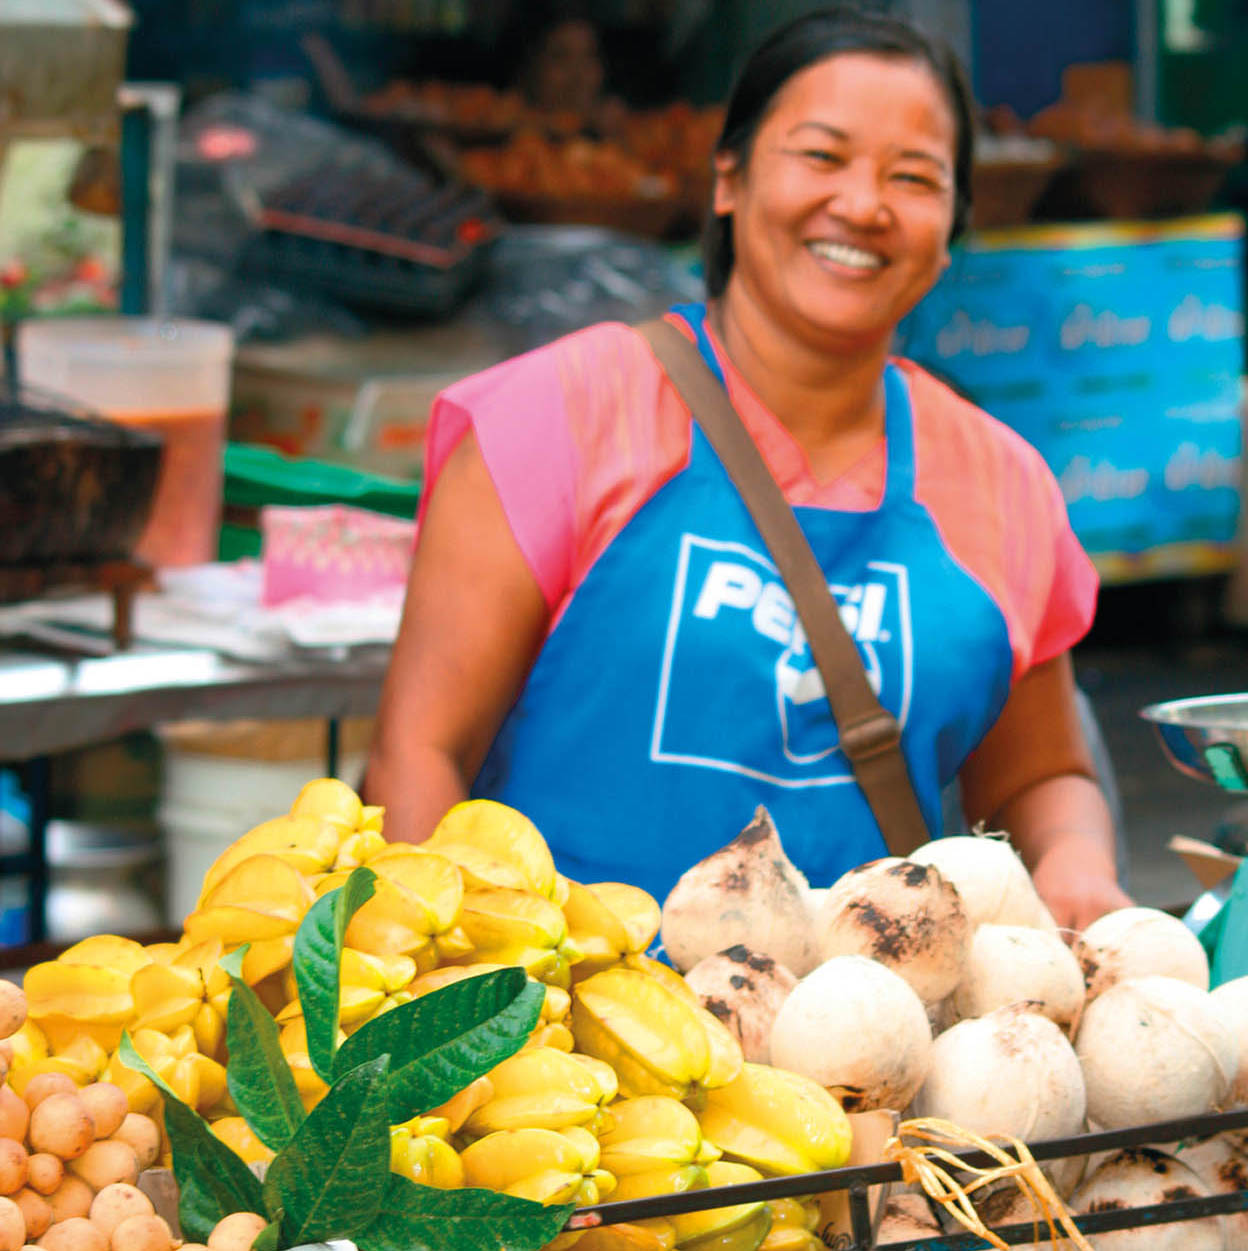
xmin=636 ymin=317 xmax=930 ymax=858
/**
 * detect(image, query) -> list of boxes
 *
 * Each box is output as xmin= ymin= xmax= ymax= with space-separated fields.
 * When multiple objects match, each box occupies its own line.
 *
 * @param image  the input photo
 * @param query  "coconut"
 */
xmin=1170 ymin=1134 xmax=1248 ymax=1246
xmin=804 ymin=887 xmax=829 ymax=921
xmin=660 ymin=808 xmax=820 ymax=975
xmin=813 ymin=858 xmax=971 ymax=1004
xmin=1075 ymin=976 xmax=1237 ymax=1130
xmin=911 ymin=1004 xmax=1086 ymax=1143
xmin=952 ymin=924 xmax=1086 ymax=1035
xmin=1068 ymin=1149 xmax=1226 ymax=1250
xmin=682 ymin=945 xmax=798 ymax=1064
xmin=1073 ymin=906 xmax=1210 ymax=1000
xmin=1209 ymin=976 xmax=1248 ymax=1106
xmin=908 ymin=833 xmax=1055 ymax=930
xmin=769 ymin=955 xmax=932 ymax=1112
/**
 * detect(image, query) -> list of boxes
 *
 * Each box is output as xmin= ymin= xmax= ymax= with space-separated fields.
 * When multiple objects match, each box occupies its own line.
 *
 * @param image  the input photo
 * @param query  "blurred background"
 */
xmin=1 ymin=0 xmax=1247 ymax=950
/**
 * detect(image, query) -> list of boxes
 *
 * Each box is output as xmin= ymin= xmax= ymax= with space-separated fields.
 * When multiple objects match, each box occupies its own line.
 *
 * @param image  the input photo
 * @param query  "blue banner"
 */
xmin=896 ymin=216 xmax=1245 ymax=582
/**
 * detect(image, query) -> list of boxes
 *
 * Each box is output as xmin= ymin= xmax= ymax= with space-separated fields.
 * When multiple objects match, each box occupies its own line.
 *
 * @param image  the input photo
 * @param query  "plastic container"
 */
xmin=156 ymin=717 xmax=372 ymax=925
xmin=17 ymin=317 xmax=236 ymax=568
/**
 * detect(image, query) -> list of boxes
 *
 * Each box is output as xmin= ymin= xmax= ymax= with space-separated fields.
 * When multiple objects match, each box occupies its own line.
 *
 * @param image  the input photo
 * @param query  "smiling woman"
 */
xmin=364 ymin=6 xmax=1130 ymax=932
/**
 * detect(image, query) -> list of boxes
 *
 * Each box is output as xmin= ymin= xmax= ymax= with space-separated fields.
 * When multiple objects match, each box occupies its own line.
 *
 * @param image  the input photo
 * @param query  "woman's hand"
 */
xmin=1029 ymin=830 xmax=1134 ymax=934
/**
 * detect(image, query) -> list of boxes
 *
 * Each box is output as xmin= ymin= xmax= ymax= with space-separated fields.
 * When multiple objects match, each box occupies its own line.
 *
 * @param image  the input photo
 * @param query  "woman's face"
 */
xmin=714 ymin=52 xmax=958 ymax=352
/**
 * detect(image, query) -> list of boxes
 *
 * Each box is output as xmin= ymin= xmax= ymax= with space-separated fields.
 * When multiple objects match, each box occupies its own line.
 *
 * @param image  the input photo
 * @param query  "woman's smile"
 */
xmin=805 ymin=239 xmax=889 ymax=274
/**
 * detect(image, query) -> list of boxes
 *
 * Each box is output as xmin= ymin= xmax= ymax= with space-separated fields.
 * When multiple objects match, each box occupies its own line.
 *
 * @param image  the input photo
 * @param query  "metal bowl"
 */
xmin=1140 ymin=694 xmax=1248 ymax=792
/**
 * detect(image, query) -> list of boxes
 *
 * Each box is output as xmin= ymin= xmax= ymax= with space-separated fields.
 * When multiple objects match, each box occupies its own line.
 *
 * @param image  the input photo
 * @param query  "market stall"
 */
xmin=2 ymin=760 xmax=1248 ymax=1250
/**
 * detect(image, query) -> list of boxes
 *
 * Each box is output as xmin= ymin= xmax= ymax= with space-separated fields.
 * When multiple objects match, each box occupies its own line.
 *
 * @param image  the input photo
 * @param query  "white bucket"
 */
xmin=157 ymin=718 xmax=371 ymax=926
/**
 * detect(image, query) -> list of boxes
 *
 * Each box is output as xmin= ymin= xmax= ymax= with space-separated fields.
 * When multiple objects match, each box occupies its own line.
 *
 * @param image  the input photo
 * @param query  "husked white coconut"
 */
xmin=804 ymin=887 xmax=830 ymax=919
xmin=1073 ymin=906 xmax=1210 ymax=1000
xmin=1170 ymin=1134 xmax=1248 ymax=1245
xmin=660 ymin=807 xmax=820 ymax=976
xmin=908 ymin=834 xmax=1055 ymax=930
xmin=683 ymin=945 xmax=797 ymax=1064
xmin=1069 ymin=1149 xmax=1226 ymax=1250
xmin=813 ymin=858 xmax=971 ymax=1004
xmin=769 ymin=955 xmax=932 ymax=1112
xmin=911 ymin=1004 xmax=1086 ymax=1142
xmin=1075 ymin=976 xmax=1238 ymax=1129
xmin=1209 ymin=977 xmax=1248 ymax=1106
xmin=952 ymin=924 xmax=1086 ymax=1034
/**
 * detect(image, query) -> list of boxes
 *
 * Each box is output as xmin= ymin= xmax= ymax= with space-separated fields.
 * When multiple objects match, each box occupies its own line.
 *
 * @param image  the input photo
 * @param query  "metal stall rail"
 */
xmin=560 ymin=1108 xmax=1248 ymax=1249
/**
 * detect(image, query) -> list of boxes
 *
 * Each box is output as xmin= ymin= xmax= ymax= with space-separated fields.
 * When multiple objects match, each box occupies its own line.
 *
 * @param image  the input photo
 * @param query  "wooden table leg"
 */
xmin=113 ymin=580 xmax=137 ymax=650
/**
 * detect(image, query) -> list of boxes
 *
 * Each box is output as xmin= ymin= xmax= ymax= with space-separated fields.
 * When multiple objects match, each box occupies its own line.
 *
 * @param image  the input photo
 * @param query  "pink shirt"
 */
xmin=423 ymin=320 xmax=1097 ymax=682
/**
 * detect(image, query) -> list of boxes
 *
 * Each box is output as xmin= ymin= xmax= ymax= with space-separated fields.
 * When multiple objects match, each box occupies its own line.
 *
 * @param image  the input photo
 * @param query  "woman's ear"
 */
xmin=711 ymin=150 xmax=739 ymax=216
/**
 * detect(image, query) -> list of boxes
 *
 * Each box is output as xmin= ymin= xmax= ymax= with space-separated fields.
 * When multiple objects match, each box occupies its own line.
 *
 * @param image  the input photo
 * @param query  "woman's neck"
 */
xmin=709 ymin=284 xmax=891 ymax=473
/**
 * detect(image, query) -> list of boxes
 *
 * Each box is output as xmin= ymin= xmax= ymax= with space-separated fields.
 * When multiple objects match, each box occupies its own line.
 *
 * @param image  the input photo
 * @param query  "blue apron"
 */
xmin=473 ymin=303 xmax=1014 ymax=902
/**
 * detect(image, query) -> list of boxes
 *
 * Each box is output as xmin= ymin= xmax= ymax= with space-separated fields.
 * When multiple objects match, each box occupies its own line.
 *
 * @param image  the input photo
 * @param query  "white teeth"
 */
xmin=808 ymin=241 xmax=885 ymax=270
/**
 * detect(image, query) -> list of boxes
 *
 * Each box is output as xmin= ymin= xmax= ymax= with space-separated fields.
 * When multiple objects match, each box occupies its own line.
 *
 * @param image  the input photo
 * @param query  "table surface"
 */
xmin=0 ymin=644 xmax=389 ymax=761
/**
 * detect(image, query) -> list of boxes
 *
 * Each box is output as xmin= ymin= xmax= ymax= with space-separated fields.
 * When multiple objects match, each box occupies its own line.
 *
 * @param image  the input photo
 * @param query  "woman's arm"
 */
xmin=362 ymin=430 xmax=551 ymax=843
xmin=958 ymin=652 xmax=1132 ymax=931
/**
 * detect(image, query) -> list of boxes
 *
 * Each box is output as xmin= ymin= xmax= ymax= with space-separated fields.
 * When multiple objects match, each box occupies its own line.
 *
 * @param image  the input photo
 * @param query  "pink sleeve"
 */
xmin=1029 ymin=472 xmax=1100 ymax=667
xmin=419 ymin=323 xmax=690 ymax=614
xmin=420 ymin=341 xmax=579 ymax=608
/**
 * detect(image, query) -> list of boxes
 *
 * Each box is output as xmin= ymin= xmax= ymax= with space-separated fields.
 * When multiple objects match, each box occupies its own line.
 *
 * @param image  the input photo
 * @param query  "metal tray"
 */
xmin=1141 ymin=693 xmax=1248 ymax=792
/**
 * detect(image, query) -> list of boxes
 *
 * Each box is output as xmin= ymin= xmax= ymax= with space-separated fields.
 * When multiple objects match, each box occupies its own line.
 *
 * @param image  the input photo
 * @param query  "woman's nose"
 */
xmin=827 ymin=163 xmax=889 ymax=227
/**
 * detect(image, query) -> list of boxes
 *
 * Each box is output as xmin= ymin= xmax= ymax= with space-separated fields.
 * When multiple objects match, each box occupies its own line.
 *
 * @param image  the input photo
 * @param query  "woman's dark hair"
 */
xmin=702 ymin=5 xmax=976 ymax=298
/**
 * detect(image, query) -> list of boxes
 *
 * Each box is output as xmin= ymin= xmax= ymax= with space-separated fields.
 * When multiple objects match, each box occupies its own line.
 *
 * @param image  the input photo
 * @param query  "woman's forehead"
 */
xmin=761 ymin=52 xmax=957 ymax=146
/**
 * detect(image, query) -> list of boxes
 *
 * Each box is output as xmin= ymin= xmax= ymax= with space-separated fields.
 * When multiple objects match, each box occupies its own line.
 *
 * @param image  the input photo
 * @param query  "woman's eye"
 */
xmin=796 ymin=147 xmax=842 ymax=166
xmin=893 ymin=170 xmax=942 ymax=189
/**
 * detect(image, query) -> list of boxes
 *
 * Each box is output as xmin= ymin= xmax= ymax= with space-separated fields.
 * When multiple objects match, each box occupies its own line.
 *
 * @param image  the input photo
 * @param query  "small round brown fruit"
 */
xmin=0 ymin=983 xmax=25 ymax=1041
xmin=77 ymin=1087 xmax=126 ymax=1142
xmin=21 ymin=1074 xmax=76 ymax=1113
xmin=35 ymin=1216 xmax=107 ymax=1251
xmin=0 ymin=1090 xmax=28 ymax=1144
xmin=24 ymin=1155 xmax=61 ymax=1197
xmin=87 ymin=1183 xmax=153 ymax=1238
xmin=207 ymin=1210 xmax=268 ymax=1250
xmin=67 ymin=1141 xmax=138 ymax=1191
xmin=109 ymin=1213 xmax=172 ymax=1251
xmin=108 ymin=1115 xmax=160 ymax=1171
xmin=28 ymin=1095 xmax=94 ymax=1161
xmin=10 ymin=1190 xmax=47 ymax=1241
xmin=0 ymin=1194 xmax=23 ymax=1251
xmin=0 ymin=1140 xmax=27 ymax=1195
xmin=46 ymin=1174 xmax=94 ymax=1223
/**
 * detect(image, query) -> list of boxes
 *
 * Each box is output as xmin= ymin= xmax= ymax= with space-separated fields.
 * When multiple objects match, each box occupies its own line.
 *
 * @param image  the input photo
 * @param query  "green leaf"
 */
xmin=117 ymin=1033 xmax=266 ymax=1241
xmin=252 ymin=1219 xmax=283 ymax=1251
xmin=264 ymin=1054 xmax=392 ymax=1245
xmin=334 ymin=969 xmax=543 ymax=1123
xmin=356 ymin=1174 xmax=575 ymax=1251
xmin=293 ymin=865 xmax=377 ymax=1083
xmin=220 ymin=945 xmax=306 ymax=1153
